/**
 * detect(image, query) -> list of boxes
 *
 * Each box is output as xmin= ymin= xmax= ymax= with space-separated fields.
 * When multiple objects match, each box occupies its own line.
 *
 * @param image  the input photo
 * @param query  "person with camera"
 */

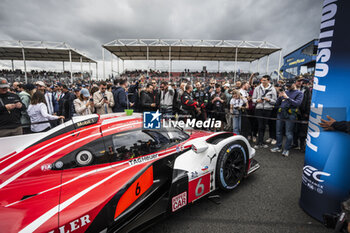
xmin=94 ymin=81 xmax=114 ymax=114
xmin=140 ymin=84 xmax=158 ymax=112
xmin=271 ymin=79 xmax=303 ymax=157
xmin=230 ymin=90 xmax=247 ymax=134
xmin=0 ymin=78 xmax=26 ymax=137
xmin=252 ymin=75 xmax=277 ymax=149
xmin=210 ymin=83 xmax=227 ymax=131
xmin=73 ymin=88 xmax=95 ymax=116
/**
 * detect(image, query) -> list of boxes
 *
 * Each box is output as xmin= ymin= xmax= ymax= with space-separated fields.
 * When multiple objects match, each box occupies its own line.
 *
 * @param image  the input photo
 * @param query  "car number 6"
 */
xmin=135 ymin=182 xmax=141 ymax=196
xmin=195 ymin=178 xmax=204 ymax=197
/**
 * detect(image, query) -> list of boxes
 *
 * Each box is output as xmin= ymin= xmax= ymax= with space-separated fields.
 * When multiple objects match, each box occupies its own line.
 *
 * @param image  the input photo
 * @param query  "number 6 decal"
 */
xmin=188 ymin=173 xmax=210 ymax=203
xmin=195 ymin=178 xmax=204 ymax=197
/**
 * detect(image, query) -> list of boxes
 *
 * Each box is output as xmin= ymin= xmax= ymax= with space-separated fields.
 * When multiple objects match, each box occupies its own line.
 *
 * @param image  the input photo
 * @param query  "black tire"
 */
xmin=215 ymin=141 xmax=248 ymax=191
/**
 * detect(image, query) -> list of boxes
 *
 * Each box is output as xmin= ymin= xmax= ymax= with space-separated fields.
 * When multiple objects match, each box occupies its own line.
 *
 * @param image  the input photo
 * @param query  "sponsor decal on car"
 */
xmin=201 ymin=166 xmax=208 ymax=172
xmin=48 ymin=215 xmax=91 ymax=233
xmin=128 ymin=154 xmax=159 ymax=166
xmin=302 ymin=165 xmax=331 ymax=194
xmin=188 ymin=173 xmax=210 ymax=203
xmin=115 ymin=166 xmax=154 ymax=219
xmin=172 ymin=191 xmax=187 ymax=212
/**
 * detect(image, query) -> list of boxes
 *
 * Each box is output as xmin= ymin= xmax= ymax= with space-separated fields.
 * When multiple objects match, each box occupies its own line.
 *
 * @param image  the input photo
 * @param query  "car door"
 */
xmin=55 ymin=127 xmax=118 ymax=233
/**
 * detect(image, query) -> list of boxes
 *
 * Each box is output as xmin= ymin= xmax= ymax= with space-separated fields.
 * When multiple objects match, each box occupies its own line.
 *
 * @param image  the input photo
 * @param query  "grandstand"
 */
xmin=102 ymin=39 xmax=282 ymax=81
xmin=0 ymin=40 xmax=97 ymax=83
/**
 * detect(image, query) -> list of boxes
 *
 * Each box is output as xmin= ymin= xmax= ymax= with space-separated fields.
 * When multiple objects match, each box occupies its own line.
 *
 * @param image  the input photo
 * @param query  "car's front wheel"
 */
xmin=215 ymin=141 xmax=247 ymax=191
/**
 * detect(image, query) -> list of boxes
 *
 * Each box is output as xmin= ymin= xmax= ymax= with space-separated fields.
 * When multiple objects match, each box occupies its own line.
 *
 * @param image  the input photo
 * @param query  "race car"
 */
xmin=0 ymin=112 xmax=259 ymax=233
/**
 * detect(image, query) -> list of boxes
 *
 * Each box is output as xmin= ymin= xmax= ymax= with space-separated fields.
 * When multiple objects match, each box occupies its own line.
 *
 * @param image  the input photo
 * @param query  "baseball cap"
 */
xmin=285 ymin=79 xmax=295 ymax=87
xmin=80 ymin=88 xmax=90 ymax=98
xmin=24 ymin=83 xmax=35 ymax=91
xmin=0 ymin=78 xmax=10 ymax=88
xmin=36 ymin=81 xmax=46 ymax=87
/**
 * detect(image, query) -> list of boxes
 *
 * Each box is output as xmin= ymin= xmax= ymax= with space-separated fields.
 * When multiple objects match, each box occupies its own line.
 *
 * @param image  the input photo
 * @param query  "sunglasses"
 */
xmin=101 ymin=88 xmax=106 ymax=90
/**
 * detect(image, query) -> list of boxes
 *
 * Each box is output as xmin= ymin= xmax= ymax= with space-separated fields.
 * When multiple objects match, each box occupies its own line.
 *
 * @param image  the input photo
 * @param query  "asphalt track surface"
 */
xmin=145 ymin=145 xmax=333 ymax=233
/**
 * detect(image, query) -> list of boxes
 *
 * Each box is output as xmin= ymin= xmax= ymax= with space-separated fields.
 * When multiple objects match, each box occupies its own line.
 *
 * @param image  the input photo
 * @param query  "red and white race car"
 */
xmin=0 ymin=113 xmax=259 ymax=233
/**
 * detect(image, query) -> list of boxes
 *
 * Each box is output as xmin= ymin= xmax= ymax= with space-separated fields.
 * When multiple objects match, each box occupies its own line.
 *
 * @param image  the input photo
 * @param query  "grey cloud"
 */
xmin=0 ymin=0 xmax=323 ymax=73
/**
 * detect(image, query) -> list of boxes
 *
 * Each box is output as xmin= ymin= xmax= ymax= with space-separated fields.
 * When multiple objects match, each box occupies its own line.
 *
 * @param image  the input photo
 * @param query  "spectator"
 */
xmin=205 ymin=79 xmax=216 ymax=95
xmin=210 ymin=84 xmax=227 ymax=131
xmin=192 ymin=81 xmax=209 ymax=120
xmin=293 ymin=76 xmax=311 ymax=151
xmin=0 ymin=78 xmax=26 ymax=137
xmin=27 ymin=91 xmax=64 ymax=133
xmin=230 ymin=90 xmax=245 ymax=134
xmin=12 ymin=81 xmax=20 ymax=93
xmin=271 ymin=79 xmax=303 ymax=157
xmin=36 ymin=81 xmax=55 ymax=115
xmin=73 ymin=88 xmax=95 ymax=116
xmin=112 ymin=80 xmax=130 ymax=113
xmin=174 ymin=82 xmax=186 ymax=115
xmin=94 ymin=81 xmax=115 ymax=114
xmin=252 ymin=75 xmax=277 ymax=149
xmin=239 ymin=81 xmax=250 ymax=137
xmin=18 ymin=84 xmax=34 ymax=134
xmin=52 ymin=83 xmax=62 ymax=113
xmin=140 ymin=84 xmax=157 ymax=112
xmin=58 ymin=85 xmax=75 ymax=121
xmin=159 ymin=81 xmax=174 ymax=118
xmin=181 ymin=84 xmax=201 ymax=118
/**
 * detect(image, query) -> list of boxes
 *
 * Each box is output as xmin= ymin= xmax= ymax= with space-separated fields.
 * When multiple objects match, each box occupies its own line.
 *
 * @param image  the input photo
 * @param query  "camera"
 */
xmin=103 ymin=96 xmax=108 ymax=100
xmin=280 ymin=85 xmax=286 ymax=92
xmin=89 ymin=98 xmax=93 ymax=102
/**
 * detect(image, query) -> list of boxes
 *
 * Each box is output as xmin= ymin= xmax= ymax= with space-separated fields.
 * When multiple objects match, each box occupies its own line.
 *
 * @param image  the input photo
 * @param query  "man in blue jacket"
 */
xmin=113 ymin=79 xmax=130 ymax=112
xmin=271 ymin=79 xmax=303 ymax=157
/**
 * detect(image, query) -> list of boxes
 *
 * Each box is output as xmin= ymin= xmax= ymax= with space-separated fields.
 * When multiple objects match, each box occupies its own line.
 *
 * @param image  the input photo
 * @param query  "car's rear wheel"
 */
xmin=216 ymin=142 xmax=247 ymax=191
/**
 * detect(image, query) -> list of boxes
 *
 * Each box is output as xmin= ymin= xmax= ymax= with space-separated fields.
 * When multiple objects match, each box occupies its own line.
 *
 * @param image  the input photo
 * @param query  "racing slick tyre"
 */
xmin=216 ymin=141 xmax=248 ymax=191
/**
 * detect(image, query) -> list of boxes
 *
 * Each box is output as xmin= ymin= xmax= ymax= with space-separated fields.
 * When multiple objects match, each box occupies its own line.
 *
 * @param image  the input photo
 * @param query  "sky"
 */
xmin=0 ymin=0 xmax=323 ymax=78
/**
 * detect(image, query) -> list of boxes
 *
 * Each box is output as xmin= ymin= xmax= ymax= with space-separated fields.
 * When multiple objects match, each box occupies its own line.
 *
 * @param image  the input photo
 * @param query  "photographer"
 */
xmin=0 ymin=78 xmax=26 ymax=137
xmin=271 ymin=79 xmax=303 ymax=157
xmin=95 ymin=81 xmax=114 ymax=114
xmin=252 ymin=75 xmax=277 ymax=149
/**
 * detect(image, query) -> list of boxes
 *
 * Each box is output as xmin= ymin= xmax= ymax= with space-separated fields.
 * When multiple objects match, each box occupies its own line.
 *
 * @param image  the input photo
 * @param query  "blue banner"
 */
xmin=300 ymin=0 xmax=350 ymax=221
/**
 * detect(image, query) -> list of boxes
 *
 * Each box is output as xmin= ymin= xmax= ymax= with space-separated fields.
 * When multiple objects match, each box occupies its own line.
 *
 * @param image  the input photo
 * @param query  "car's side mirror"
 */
xmin=191 ymin=141 xmax=209 ymax=153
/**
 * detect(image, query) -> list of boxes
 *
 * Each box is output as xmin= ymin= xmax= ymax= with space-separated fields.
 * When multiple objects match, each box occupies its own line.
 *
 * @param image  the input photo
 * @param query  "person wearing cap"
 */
xmin=271 ymin=78 xmax=303 ymax=157
xmin=293 ymin=76 xmax=311 ymax=151
xmin=36 ymin=81 xmax=56 ymax=116
xmin=0 ymin=78 xmax=26 ymax=137
xmin=73 ymin=88 xmax=95 ymax=116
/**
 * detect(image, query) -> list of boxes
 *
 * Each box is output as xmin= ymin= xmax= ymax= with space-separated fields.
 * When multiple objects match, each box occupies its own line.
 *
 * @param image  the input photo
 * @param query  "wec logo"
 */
xmin=303 ymin=165 xmax=331 ymax=183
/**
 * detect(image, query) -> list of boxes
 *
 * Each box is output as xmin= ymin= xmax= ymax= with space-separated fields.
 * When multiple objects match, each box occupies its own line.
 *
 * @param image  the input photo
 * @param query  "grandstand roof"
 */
xmin=0 ymin=40 xmax=97 ymax=63
xmin=103 ymin=39 xmax=281 ymax=62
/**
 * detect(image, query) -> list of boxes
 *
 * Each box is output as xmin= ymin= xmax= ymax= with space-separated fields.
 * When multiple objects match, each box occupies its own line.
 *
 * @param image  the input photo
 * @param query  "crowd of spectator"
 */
xmin=0 ymin=69 xmax=326 ymax=157
xmin=0 ymin=69 xmax=91 ymax=84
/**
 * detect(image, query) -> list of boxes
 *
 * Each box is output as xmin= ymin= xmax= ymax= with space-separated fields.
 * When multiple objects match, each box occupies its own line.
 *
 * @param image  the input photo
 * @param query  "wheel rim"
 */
xmin=222 ymin=148 xmax=245 ymax=187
